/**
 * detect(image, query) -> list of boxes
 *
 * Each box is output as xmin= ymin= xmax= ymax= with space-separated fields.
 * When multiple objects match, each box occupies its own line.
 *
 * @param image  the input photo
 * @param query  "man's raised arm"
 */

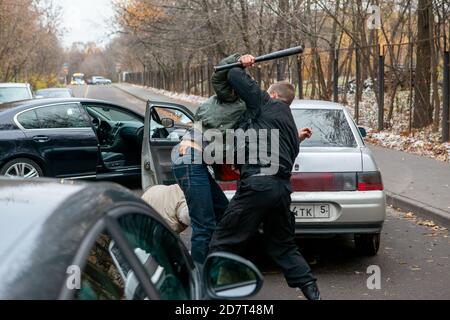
xmin=227 ymin=55 xmax=270 ymax=117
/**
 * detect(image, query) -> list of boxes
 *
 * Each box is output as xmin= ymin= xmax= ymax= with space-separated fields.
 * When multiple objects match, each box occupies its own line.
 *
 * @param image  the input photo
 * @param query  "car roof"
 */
xmin=0 ymin=179 xmax=85 ymax=250
xmin=291 ymin=99 xmax=345 ymax=110
xmin=0 ymin=97 xmax=136 ymax=115
xmin=0 ymin=178 xmax=132 ymax=254
xmin=0 ymin=83 xmax=30 ymax=88
xmin=0 ymin=178 xmax=148 ymax=299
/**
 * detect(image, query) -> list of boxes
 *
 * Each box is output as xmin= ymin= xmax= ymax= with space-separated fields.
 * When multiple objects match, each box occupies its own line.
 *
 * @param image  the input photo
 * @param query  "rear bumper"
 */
xmin=295 ymin=222 xmax=384 ymax=235
xmin=291 ymin=191 xmax=386 ymax=235
xmin=224 ymin=190 xmax=386 ymax=235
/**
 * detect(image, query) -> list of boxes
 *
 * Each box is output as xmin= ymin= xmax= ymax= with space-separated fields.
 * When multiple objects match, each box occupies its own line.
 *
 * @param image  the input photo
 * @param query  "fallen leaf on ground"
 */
xmin=417 ymin=220 xmax=436 ymax=227
xmin=404 ymin=213 xmax=415 ymax=219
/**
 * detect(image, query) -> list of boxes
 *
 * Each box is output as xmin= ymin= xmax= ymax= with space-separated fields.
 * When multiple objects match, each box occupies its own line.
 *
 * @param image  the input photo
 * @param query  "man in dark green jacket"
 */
xmin=194 ymin=54 xmax=247 ymax=134
xmin=171 ymin=54 xmax=247 ymax=265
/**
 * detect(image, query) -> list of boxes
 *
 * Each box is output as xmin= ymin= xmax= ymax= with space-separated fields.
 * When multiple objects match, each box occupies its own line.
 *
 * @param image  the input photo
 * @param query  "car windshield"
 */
xmin=0 ymin=87 xmax=31 ymax=103
xmin=86 ymin=105 xmax=141 ymax=122
xmin=36 ymin=90 xmax=72 ymax=98
xmin=292 ymin=109 xmax=357 ymax=148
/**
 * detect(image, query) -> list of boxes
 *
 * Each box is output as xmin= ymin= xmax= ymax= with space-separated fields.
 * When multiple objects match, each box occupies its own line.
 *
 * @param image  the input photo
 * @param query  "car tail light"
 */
xmin=291 ymin=173 xmax=357 ymax=192
xmin=357 ymin=172 xmax=384 ymax=191
xmin=214 ymin=164 xmax=240 ymax=181
xmin=215 ymin=164 xmax=239 ymax=191
xmin=219 ymin=181 xmax=238 ymax=191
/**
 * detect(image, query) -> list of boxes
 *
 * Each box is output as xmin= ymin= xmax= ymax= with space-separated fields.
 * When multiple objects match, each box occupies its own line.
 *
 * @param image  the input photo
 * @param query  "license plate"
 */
xmin=292 ymin=204 xmax=331 ymax=219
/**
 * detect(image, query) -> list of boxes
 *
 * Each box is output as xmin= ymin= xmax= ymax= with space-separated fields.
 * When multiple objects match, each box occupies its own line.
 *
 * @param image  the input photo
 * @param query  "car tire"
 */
xmin=354 ymin=233 xmax=381 ymax=256
xmin=0 ymin=158 xmax=44 ymax=179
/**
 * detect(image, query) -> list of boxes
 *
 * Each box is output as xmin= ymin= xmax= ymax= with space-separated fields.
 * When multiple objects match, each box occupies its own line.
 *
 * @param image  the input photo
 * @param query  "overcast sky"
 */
xmin=57 ymin=0 xmax=115 ymax=47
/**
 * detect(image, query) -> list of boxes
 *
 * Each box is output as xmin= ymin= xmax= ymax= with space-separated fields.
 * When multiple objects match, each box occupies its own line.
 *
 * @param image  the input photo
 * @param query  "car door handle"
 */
xmin=32 ymin=136 xmax=50 ymax=143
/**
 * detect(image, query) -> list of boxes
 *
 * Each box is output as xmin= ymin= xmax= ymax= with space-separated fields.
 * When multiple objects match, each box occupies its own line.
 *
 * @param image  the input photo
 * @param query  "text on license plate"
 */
xmin=292 ymin=204 xmax=331 ymax=219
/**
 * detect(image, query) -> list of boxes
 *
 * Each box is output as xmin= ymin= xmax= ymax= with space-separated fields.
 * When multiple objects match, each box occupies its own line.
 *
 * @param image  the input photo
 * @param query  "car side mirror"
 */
xmin=204 ymin=252 xmax=263 ymax=300
xmin=359 ymin=127 xmax=367 ymax=138
xmin=161 ymin=118 xmax=175 ymax=129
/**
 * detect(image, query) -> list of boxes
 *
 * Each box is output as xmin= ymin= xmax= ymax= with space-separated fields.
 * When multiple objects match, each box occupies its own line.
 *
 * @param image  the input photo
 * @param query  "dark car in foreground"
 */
xmin=0 ymin=178 xmax=263 ymax=300
xmin=0 ymin=98 xmax=146 ymax=182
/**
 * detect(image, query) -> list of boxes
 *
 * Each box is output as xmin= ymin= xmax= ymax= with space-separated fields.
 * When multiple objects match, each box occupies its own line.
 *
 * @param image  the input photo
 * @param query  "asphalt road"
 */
xmin=72 ymin=84 xmax=450 ymax=300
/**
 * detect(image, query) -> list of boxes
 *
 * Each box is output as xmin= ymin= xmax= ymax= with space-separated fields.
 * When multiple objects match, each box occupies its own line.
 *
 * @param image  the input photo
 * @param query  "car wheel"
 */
xmin=0 ymin=158 xmax=44 ymax=179
xmin=354 ymin=233 xmax=381 ymax=256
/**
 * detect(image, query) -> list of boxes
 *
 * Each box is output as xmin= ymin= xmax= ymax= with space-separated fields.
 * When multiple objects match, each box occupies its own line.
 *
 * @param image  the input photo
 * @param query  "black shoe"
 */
xmin=301 ymin=282 xmax=321 ymax=300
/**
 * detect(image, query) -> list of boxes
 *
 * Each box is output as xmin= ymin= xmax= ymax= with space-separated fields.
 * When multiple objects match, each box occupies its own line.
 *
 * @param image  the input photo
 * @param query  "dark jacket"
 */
xmin=228 ymin=67 xmax=300 ymax=180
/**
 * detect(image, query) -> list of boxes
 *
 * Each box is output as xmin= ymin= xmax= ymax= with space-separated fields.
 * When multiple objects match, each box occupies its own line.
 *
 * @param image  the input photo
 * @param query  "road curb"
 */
xmin=386 ymin=192 xmax=450 ymax=228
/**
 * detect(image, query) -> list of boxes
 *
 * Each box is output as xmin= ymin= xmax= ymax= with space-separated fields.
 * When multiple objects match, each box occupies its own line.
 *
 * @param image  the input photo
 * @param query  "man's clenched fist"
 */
xmin=299 ymin=128 xmax=313 ymax=142
xmin=239 ymin=54 xmax=256 ymax=68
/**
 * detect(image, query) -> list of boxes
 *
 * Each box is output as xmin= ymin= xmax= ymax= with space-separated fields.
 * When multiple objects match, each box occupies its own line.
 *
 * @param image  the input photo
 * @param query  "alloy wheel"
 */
xmin=4 ymin=163 xmax=40 ymax=179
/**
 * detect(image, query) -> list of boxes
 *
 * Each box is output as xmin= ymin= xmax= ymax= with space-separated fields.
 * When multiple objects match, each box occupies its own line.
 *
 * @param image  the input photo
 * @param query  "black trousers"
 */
xmin=210 ymin=176 xmax=316 ymax=288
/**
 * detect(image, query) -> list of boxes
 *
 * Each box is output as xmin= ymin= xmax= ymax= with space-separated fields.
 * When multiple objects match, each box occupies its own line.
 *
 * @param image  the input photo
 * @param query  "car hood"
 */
xmin=294 ymin=147 xmax=363 ymax=173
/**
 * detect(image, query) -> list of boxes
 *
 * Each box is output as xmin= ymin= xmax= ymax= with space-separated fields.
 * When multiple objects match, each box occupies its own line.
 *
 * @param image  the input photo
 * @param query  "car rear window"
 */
xmin=292 ymin=109 xmax=357 ymax=148
xmin=0 ymin=87 xmax=31 ymax=103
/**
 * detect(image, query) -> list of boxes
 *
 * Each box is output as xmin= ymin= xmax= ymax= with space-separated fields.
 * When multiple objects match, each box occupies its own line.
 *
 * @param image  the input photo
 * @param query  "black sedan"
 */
xmin=0 ymin=178 xmax=263 ymax=300
xmin=0 ymin=98 xmax=146 ymax=183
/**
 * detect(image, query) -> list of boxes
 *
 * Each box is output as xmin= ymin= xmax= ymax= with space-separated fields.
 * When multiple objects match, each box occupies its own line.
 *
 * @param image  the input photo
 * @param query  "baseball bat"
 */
xmin=214 ymin=46 xmax=304 ymax=72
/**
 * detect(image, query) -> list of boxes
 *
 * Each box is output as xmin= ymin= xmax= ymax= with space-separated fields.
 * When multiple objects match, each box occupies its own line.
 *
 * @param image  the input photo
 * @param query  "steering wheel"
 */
xmin=94 ymin=120 xmax=113 ymax=146
xmin=92 ymin=117 xmax=101 ymax=129
xmin=135 ymin=126 xmax=144 ymax=146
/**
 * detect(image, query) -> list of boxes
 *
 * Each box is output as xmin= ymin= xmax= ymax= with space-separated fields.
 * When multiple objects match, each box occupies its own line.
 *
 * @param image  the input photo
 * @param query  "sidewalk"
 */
xmin=115 ymin=83 xmax=450 ymax=226
xmin=371 ymin=145 xmax=450 ymax=226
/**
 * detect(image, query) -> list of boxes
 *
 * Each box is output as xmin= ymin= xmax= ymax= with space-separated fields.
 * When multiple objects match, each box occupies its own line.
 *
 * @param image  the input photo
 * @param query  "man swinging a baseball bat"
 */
xmin=209 ymin=54 xmax=321 ymax=300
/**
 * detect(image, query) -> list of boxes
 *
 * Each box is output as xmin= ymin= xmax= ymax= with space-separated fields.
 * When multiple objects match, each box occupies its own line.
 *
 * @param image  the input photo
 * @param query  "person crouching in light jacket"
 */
xmin=142 ymin=184 xmax=191 ymax=234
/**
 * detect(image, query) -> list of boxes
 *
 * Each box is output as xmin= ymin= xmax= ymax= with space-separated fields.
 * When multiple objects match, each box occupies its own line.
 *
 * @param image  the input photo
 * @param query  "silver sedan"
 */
xmin=224 ymin=100 xmax=386 ymax=256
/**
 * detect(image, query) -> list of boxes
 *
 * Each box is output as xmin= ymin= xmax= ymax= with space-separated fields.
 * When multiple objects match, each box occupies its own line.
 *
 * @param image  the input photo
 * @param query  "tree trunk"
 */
xmin=413 ymin=0 xmax=433 ymax=128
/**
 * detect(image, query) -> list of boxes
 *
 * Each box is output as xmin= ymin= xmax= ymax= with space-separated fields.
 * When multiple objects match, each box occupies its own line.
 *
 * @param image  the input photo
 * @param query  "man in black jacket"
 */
xmin=209 ymin=54 xmax=321 ymax=300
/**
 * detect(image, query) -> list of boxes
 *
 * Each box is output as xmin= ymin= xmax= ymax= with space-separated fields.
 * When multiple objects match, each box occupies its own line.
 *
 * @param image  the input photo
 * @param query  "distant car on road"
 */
xmin=0 ymin=98 xmax=146 ymax=182
xmin=91 ymin=76 xmax=112 ymax=85
xmin=0 ymin=178 xmax=263 ymax=300
xmin=35 ymin=88 xmax=74 ymax=99
xmin=0 ymin=83 xmax=34 ymax=104
xmin=141 ymin=100 xmax=386 ymax=257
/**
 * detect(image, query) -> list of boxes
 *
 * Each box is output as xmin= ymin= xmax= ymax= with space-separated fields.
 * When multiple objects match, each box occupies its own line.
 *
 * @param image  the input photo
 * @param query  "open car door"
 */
xmin=142 ymin=101 xmax=195 ymax=191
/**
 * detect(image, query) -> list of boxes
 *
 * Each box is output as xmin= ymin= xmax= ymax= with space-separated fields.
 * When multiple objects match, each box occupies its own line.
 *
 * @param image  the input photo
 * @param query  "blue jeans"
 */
xmin=173 ymin=152 xmax=229 ymax=264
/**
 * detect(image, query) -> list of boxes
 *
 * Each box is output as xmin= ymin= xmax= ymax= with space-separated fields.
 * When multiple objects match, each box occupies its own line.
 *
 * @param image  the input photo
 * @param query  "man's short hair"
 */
xmin=268 ymin=82 xmax=296 ymax=105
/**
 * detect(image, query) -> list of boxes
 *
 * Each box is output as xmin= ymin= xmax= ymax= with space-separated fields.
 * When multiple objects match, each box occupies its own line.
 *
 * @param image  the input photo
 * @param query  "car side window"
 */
xmin=75 ymin=231 xmax=130 ymax=300
xmin=117 ymin=213 xmax=194 ymax=300
xmin=150 ymin=107 xmax=193 ymax=141
xmin=34 ymin=104 xmax=90 ymax=129
xmin=16 ymin=110 xmax=40 ymax=129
